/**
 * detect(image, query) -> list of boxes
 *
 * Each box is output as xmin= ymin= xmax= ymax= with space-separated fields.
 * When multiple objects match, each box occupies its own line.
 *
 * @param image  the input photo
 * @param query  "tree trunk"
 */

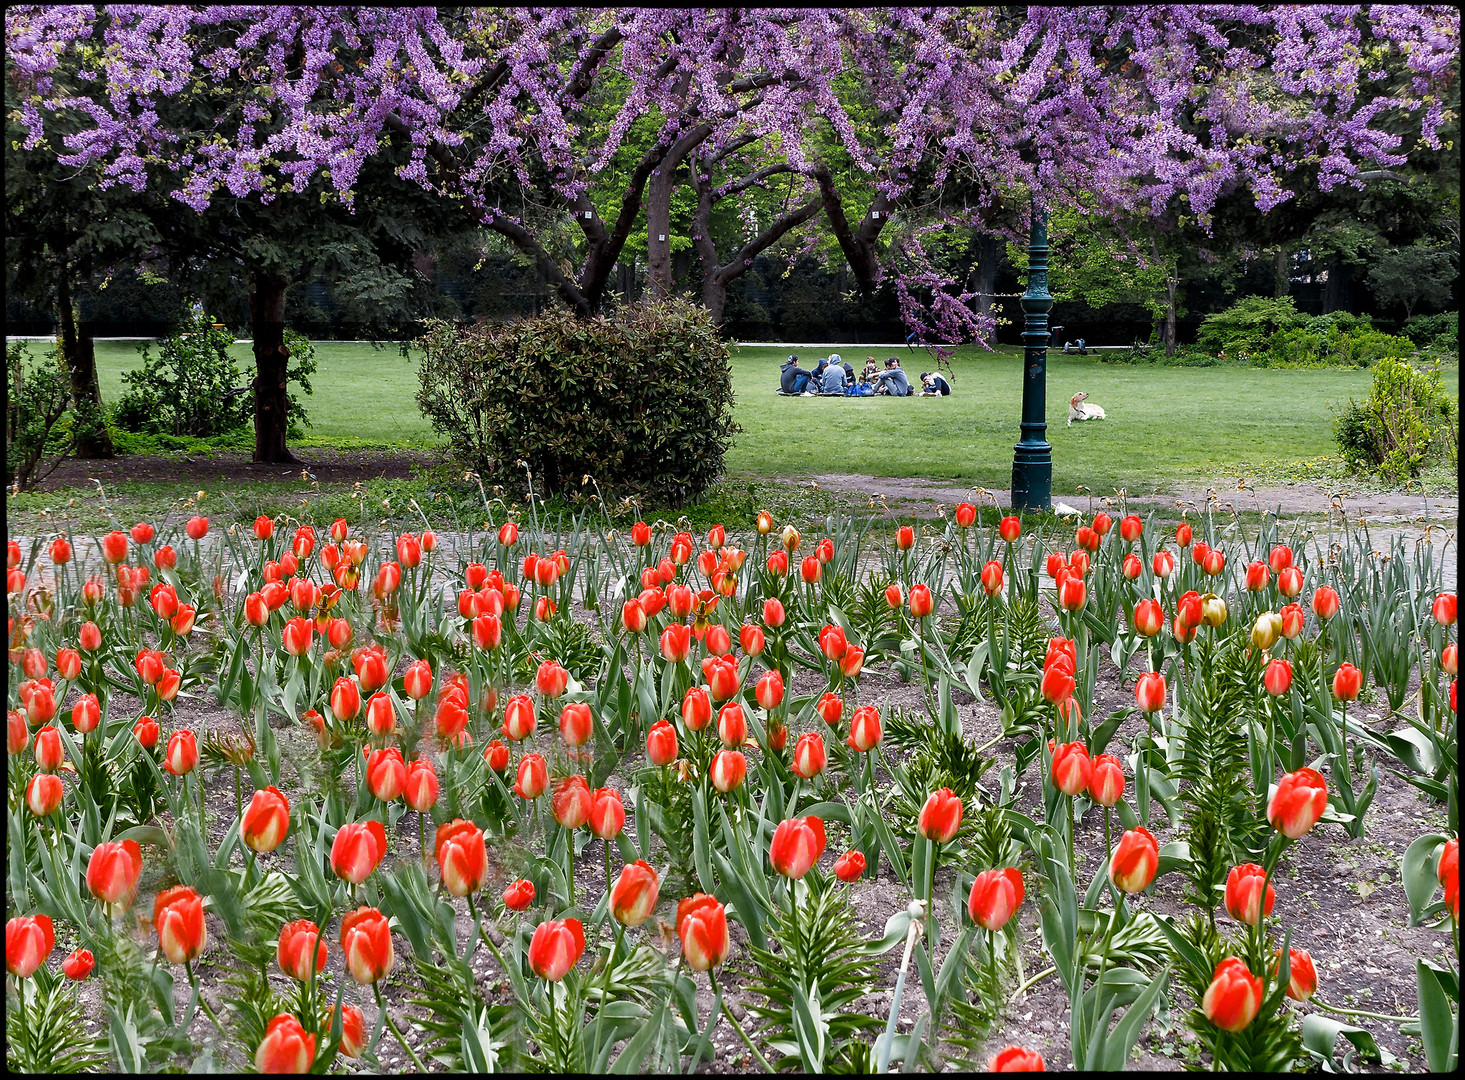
xmin=249 ymin=273 xmax=299 ymax=464
xmin=1322 ymin=255 xmax=1352 ymax=314
xmin=1274 ymin=246 xmax=1289 ymax=298
xmin=55 ymin=275 xmax=114 ymax=458
xmin=1162 ymin=275 xmax=1179 ymax=356
xmin=971 ymin=232 xmax=1004 ymax=324
xmin=702 ymin=276 xmax=728 ymax=327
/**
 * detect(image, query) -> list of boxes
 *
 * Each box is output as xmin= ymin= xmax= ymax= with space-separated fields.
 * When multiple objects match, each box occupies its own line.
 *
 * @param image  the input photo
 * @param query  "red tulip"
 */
xmin=717 ymin=701 xmax=747 ymax=747
xmin=1152 ymin=550 xmax=1175 ymax=579
xmin=1109 ymin=826 xmax=1160 ymax=893
xmin=497 ymin=521 xmax=518 ymax=547
xmin=101 ymin=531 xmax=129 ymax=564
xmin=86 ymin=838 xmax=143 ymax=907
xmin=185 ymin=515 xmax=209 ymax=540
xmin=1244 ymin=560 xmax=1269 ymax=592
xmin=1268 ymin=767 xmax=1328 ymax=839
xmin=589 ymin=787 xmax=626 ymax=839
xmin=677 ymin=893 xmax=730 ymax=971
xmin=998 ymin=516 xmax=1021 ymax=543
xmin=62 ymin=947 xmax=94 ymax=981
xmin=339 ymin=905 xmax=393 ymax=984
xmin=817 ymin=623 xmax=848 ymax=661
xmin=436 ymin=819 xmax=489 ymax=896
xmin=164 ymin=730 xmax=199 ymax=776
xmin=710 ymin=749 xmax=747 ymax=792
xmin=1121 ymin=553 xmax=1142 ymax=580
xmin=791 ymin=732 xmax=827 ymax=779
xmin=660 ymin=623 xmax=692 ymax=663
xmin=133 ymin=715 xmax=159 ymax=748
xmin=26 ymin=773 xmax=62 ymax=814
xmin=682 ymin=686 xmax=713 ymax=731
xmin=1119 ymin=515 xmax=1143 ymax=543
xmin=1050 ymin=741 xmax=1091 ymax=796
xmin=503 ymin=878 xmax=535 ymax=912
xmin=6 ymin=914 xmax=55 ymax=978
xmin=43 ymin=536 xmax=68 ymax=567
xmin=739 ymin=623 xmax=766 ymax=657
xmin=918 ymin=788 xmax=963 ymax=843
xmin=330 ymin=820 xmax=387 ymax=884
xmin=705 ymin=655 xmax=740 ymax=703
xmin=990 ymin=1046 xmax=1045 ymax=1071
xmin=885 ymin=583 xmax=903 ymax=609
xmin=1224 ymin=863 xmax=1275 ymax=925
xmin=978 ymin=560 xmax=1004 ymax=597
xmin=498 ymin=693 xmax=535 ymax=742
xmin=1089 ymin=754 xmax=1125 ymax=806
xmin=405 ymin=759 xmax=439 ymax=813
xmin=1433 ymin=592 xmax=1458 ymax=626
xmin=762 ymin=597 xmax=787 ymax=628
xmin=847 ymin=705 xmax=883 ymax=752
xmin=1331 ymin=662 xmax=1362 ymax=701
xmin=638 ymin=721 xmax=678 ymax=770
xmin=1275 ymin=947 xmax=1317 ymax=1001
xmin=1279 ymin=603 xmax=1305 ymax=639
xmin=968 ymin=867 xmax=1024 ymax=931
xmin=277 ymin=919 xmax=327 ymax=981
xmin=535 ymin=660 xmax=569 ymax=698
xmin=79 ymin=620 xmax=103 ymax=651
xmin=833 ymin=850 xmax=866 ymax=882
xmin=552 ymin=775 xmax=592 ymax=830
xmin=282 ymin=617 xmax=314 ymax=656
xmin=515 ymin=754 xmax=548 ymax=799
xmin=1134 ymin=671 xmax=1167 ymax=713
xmin=242 ymin=786 xmax=291 ymax=853
xmin=1312 ymin=585 xmax=1340 ymax=620
xmin=611 ymin=860 xmax=661 ymax=926
xmin=254 ymin=1014 xmax=315 ymax=1074
xmin=770 ymin=815 xmax=826 ymax=879
xmin=1202 ymin=958 xmax=1263 ymax=1032
xmin=154 ymin=885 xmax=207 ymax=964
xmin=1441 ymin=643 xmax=1457 ymax=677
xmin=1132 ymin=599 xmax=1163 ymax=637
xmin=1075 ymin=525 xmax=1099 ymax=553
xmin=908 ymin=583 xmax=934 ymax=618
xmin=745 ymin=670 xmax=783 ymax=714
xmin=528 ymin=917 xmax=585 ymax=982
xmin=955 ymin=502 xmax=977 ymax=527
xmin=69 ymin=692 xmax=100 ymax=734
xmin=1040 ymin=664 xmax=1075 ymax=706
xmin=555 ymin=701 xmax=592 ymax=748
xmin=1277 ymin=566 xmax=1303 ymax=598
xmin=1263 ymin=658 xmax=1293 ymax=697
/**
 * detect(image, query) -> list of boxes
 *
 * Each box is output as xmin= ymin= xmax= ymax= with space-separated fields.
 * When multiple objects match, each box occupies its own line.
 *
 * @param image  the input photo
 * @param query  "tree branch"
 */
xmin=714 ymin=195 xmax=826 ymax=285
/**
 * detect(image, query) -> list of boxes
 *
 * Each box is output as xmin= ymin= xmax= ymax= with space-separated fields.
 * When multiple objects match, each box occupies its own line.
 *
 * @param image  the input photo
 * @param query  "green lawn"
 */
xmin=88 ymin=338 xmax=1455 ymax=494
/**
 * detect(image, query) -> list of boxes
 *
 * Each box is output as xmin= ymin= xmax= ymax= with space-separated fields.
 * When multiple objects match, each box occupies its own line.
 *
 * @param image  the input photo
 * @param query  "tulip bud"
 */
xmin=968 ymin=867 xmax=1024 ymax=931
xmin=917 ymin=787 xmax=963 ymax=843
xmin=1109 ymin=826 xmax=1160 ymax=893
xmin=1250 ymin=612 xmax=1283 ymax=652
xmin=1263 ymin=658 xmax=1293 ymax=697
xmin=1201 ymin=958 xmax=1263 ymax=1033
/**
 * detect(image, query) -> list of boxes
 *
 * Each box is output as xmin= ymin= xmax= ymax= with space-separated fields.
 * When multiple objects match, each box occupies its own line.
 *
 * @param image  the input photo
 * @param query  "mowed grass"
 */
xmin=86 ymin=338 xmax=1455 ymax=493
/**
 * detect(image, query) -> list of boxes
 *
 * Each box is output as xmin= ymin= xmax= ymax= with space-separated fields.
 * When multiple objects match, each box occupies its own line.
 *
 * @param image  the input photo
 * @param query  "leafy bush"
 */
xmin=6 ymin=339 xmax=74 ymax=490
xmin=113 ymin=314 xmax=316 ymax=439
xmin=1404 ymin=312 xmax=1458 ymax=353
xmin=114 ymin=311 xmax=251 ymax=437
xmin=1265 ymin=323 xmax=1414 ymax=369
xmin=1194 ymin=296 xmax=1308 ymax=358
xmin=416 ymin=299 xmax=738 ymax=505
xmin=1334 ymin=357 xmax=1457 ymax=484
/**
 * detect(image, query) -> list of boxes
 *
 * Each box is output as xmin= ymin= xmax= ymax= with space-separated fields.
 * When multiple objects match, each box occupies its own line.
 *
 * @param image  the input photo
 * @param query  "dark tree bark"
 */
xmin=1322 ymin=254 xmax=1353 ymax=313
xmin=1274 ymin=246 xmax=1290 ymax=298
xmin=55 ymin=273 xmax=113 ymax=458
xmin=970 ymin=232 xmax=1005 ymax=324
xmin=250 ymin=272 xmax=299 ymax=464
xmin=814 ymin=168 xmax=893 ymax=296
xmin=690 ymin=156 xmax=825 ymax=324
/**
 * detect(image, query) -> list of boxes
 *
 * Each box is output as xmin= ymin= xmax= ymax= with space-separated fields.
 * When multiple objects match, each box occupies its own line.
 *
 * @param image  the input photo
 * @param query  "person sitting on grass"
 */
xmin=819 ymin=356 xmax=847 ymax=394
xmin=874 ymin=357 xmax=911 ymax=396
xmin=780 ymin=355 xmax=811 ymax=395
xmin=861 ymin=357 xmax=881 ymax=384
xmin=920 ymin=371 xmax=952 ymax=396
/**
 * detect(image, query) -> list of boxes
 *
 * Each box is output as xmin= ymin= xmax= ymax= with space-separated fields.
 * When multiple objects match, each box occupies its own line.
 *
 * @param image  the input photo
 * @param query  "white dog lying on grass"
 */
xmin=1068 ymin=391 xmax=1107 ymax=426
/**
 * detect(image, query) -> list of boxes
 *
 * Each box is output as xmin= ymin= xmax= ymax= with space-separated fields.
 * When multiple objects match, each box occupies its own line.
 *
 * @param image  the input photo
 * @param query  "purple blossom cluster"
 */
xmin=6 ymin=5 xmax=1458 ymax=343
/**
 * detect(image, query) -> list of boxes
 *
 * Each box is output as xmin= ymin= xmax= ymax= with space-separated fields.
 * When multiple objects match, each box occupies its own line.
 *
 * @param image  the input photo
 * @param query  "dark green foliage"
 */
xmin=416 ymin=299 xmax=739 ymax=505
xmin=885 ymin=707 xmax=993 ymax=807
xmin=513 ymin=615 xmax=604 ymax=685
xmin=6 ymin=339 xmax=76 ymax=490
xmin=1174 ymin=635 xmax=1268 ymax=919
xmin=741 ymin=875 xmax=882 ymax=1071
xmin=1334 ymin=356 xmax=1457 ymax=483
xmin=944 ymin=945 xmax=1008 ymax=1068
xmin=1403 ymin=311 xmax=1458 ymax=352
xmin=410 ymin=953 xmax=519 ymax=1072
xmin=114 ymin=311 xmax=250 ymax=437
xmin=1195 ymin=296 xmax=1308 ymax=357
xmin=5 ymin=965 xmax=110 ymax=1073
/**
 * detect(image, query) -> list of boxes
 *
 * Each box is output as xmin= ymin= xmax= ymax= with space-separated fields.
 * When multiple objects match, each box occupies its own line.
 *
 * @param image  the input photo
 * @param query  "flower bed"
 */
xmin=5 ymin=501 xmax=1458 ymax=1073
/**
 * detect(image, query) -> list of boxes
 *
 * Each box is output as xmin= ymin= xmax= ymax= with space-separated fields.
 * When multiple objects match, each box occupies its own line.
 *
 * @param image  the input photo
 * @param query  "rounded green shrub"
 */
xmin=1334 ymin=356 xmax=1457 ymax=483
xmin=416 ymin=299 xmax=738 ymax=506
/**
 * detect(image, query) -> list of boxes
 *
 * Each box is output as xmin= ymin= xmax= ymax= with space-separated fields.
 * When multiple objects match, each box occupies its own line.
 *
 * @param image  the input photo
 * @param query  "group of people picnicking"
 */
xmin=777 ymin=353 xmax=952 ymax=397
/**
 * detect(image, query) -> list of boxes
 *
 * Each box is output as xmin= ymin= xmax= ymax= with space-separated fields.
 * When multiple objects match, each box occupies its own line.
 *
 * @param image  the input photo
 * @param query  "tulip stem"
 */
xmin=1309 ymin=997 xmax=1416 ymax=1024
xmin=603 ymin=839 xmax=612 ymax=903
xmin=374 ymin=983 xmax=427 ymax=1072
xmin=710 ymin=970 xmax=773 ymax=1073
xmin=1066 ymin=796 xmax=1076 ymax=876
xmin=592 ymin=922 xmax=624 ymax=1066
xmin=233 ymin=765 xmax=243 ymax=823
xmin=1010 ymin=964 xmax=1057 ymax=1003
xmin=184 ymin=960 xmax=227 ymax=1038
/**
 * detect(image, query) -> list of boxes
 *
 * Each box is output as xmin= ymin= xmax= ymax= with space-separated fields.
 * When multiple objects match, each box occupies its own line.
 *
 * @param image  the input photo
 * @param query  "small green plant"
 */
xmin=6 ymin=339 xmax=86 ymax=491
xmin=1195 ymin=296 xmax=1308 ymax=358
xmin=1334 ymin=356 xmax=1457 ymax=483
xmin=114 ymin=311 xmax=251 ymax=437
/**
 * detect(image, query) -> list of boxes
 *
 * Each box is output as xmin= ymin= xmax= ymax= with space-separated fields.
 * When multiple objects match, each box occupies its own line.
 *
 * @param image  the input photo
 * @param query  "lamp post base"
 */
xmin=1011 ymin=449 xmax=1052 ymax=512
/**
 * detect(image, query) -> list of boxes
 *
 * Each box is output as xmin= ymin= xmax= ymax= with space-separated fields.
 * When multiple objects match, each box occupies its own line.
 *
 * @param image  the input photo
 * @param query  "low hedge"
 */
xmin=416 ymin=300 xmax=738 ymax=506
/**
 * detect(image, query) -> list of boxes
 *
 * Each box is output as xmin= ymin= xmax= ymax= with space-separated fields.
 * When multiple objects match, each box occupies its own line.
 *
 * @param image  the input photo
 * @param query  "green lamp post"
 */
xmin=1010 ymin=203 xmax=1053 ymax=511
